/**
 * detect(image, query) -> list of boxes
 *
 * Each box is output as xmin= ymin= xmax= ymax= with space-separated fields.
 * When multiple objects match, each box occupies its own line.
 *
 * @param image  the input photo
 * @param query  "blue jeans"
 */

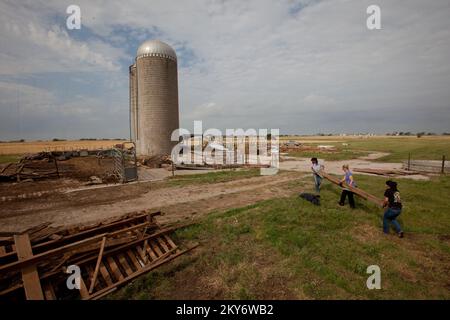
xmin=313 ymin=174 xmax=322 ymax=193
xmin=383 ymin=208 xmax=402 ymax=234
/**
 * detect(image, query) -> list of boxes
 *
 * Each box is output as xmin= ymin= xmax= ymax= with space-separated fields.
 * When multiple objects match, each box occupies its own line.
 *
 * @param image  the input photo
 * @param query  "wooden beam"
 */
xmin=88 ymin=244 xmax=198 ymax=300
xmin=320 ymin=172 xmax=383 ymax=207
xmin=353 ymin=168 xmax=418 ymax=176
xmin=78 ymin=276 xmax=90 ymax=299
xmin=1 ymin=233 xmax=106 ymax=275
xmin=14 ymin=234 xmax=44 ymax=300
xmin=89 ymin=236 xmax=106 ymax=294
xmin=0 ymin=221 xmax=153 ymax=274
xmin=140 ymin=239 xmax=149 ymax=264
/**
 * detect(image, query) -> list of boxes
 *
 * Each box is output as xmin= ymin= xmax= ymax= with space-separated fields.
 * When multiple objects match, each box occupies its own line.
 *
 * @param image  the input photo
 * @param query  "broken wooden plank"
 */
xmin=31 ymin=218 xmax=156 ymax=254
xmin=156 ymin=237 xmax=170 ymax=253
xmin=99 ymin=263 xmax=114 ymax=287
xmin=321 ymin=172 xmax=384 ymax=207
xmin=126 ymin=250 xmax=141 ymax=269
xmin=353 ymin=168 xmax=420 ymax=176
xmin=13 ymin=234 xmax=44 ymax=300
xmin=139 ymin=240 xmax=150 ymax=263
xmin=88 ymin=244 xmax=198 ymax=300
xmin=150 ymin=240 xmax=164 ymax=256
xmin=89 ymin=236 xmax=106 ymax=294
xmin=163 ymin=234 xmax=177 ymax=250
xmin=0 ymin=283 xmax=23 ymax=296
xmin=106 ymin=257 xmax=124 ymax=282
xmin=145 ymin=245 xmax=159 ymax=262
xmin=21 ymin=223 xmax=51 ymax=237
xmin=1 ymin=233 xmax=106 ymax=275
xmin=0 ymin=221 xmax=153 ymax=274
xmin=78 ymin=276 xmax=90 ymax=299
xmin=0 ymin=162 xmax=13 ymax=174
xmin=117 ymin=254 xmax=133 ymax=276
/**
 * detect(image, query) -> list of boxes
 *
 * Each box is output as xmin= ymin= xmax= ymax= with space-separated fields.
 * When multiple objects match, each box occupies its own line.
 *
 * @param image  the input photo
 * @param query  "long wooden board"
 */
xmin=13 ymin=234 xmax=44 ymax=300
xmin=320 ymin=172 xmax=384 ymax=207
xmin=0 ymin=221 xmax=154 ymax=274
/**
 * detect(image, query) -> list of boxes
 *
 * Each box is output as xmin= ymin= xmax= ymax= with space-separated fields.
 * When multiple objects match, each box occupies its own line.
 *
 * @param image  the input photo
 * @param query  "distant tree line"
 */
xmin=0 ymin=139 xmax=25 ymax=143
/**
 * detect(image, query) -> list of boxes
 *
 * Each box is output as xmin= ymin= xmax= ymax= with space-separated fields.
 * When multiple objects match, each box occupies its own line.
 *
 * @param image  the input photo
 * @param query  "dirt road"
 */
xmin=0 ymin=172 xmax=307 ymax=232
xmin=0 ymin=152 xmax=428 ymax=232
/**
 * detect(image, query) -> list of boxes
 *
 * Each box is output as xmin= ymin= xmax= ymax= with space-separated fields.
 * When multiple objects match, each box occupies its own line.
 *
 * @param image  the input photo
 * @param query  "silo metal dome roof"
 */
xmin=136 ymin=40 xmax=177 ymax=61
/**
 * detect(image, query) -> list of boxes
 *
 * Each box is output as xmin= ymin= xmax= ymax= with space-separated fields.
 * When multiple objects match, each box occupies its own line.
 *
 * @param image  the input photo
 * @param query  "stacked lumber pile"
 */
xmin=175 ymin=163 xmax=270 ymax=170
xmin=0 ymin=211 xmax=197 ymax=300
xmin=353 ymin=168 xmax=420 ymax=176
xmin=320 ymin=172 xmax=384 ymax=207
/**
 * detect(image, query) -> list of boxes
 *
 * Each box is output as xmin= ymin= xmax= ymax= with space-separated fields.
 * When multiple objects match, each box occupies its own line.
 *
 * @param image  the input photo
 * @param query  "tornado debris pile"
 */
xmin=0 ymin=210 xmax=197 ymax=300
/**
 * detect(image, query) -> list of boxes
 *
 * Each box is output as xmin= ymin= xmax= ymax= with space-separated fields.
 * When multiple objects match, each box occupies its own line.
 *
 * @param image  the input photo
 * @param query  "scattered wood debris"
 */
xmin=175 ymin=163 xmax=270 ymax=170
xmin=141 ymin=154 xmax=172 ymax=168
xmin=0 ymin=153 xmax=59 ymax=182
xmin=0 ymin=211 xmax=198 ymax=300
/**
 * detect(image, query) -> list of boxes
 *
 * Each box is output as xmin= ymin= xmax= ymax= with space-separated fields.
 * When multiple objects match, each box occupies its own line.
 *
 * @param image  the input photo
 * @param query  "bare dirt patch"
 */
xmin=57 ymin=156 xmax=115 ymax=181
xmin=0 ymin=156 xmax=118 ymax=204
xmin=280 ymin=152 xmax=430 ymax=180
xmin=0 ymin=172 xmax=308 ymax=232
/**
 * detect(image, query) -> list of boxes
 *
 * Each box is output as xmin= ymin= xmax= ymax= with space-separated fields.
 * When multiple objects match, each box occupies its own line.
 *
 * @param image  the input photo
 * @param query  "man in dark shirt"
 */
xmin=382 ymin=180 xmax=404 ymax=238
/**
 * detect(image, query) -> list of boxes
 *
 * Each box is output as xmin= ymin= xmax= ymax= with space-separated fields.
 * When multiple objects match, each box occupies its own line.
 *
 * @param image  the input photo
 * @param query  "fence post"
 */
xmin=442 ymin=155 xmax=446 ymax=174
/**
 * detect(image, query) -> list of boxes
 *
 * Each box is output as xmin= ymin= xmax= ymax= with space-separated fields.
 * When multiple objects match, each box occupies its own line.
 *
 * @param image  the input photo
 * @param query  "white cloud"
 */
xmin=1 ymin=0 xmax=450 ymax=138
xmin=0 ymin=81 xmax=55 ymax=113
xmin=0 ymin=1 xmax=124 ymax=75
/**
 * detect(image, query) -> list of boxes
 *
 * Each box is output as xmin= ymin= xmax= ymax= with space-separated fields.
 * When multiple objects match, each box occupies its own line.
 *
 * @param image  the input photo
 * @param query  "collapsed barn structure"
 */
xmin=0 ymin=143 xmax=138 ymax=184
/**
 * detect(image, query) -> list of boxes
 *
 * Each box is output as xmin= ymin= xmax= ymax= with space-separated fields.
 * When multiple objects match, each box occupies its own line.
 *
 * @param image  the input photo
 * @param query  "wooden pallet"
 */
xmin=40 ymin=232 xmax=197 ymax=300
xmin=321 ymin=172 xmax=384 ymax=207
xmin=353 ymin=168 xmax=420 ymax=176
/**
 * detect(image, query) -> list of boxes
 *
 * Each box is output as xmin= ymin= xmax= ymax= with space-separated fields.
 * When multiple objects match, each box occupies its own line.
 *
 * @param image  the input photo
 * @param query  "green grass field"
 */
xmin=341 ymin=137 xmax=450 ymax=162
xmin=168 ymin=168 xmax=261 ymax=187
xmin=0 ymin=154 xmax=20 ymax=164
xmin=287 ymin=149 xmax=369 ymax=161
xmin=112 ymin=174 xmax=450 ymax=299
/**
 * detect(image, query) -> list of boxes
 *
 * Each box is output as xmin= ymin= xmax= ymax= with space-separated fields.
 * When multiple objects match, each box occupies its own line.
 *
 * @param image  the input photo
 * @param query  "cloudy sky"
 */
xmin=0 ymin=0 xmax=449 ymax=140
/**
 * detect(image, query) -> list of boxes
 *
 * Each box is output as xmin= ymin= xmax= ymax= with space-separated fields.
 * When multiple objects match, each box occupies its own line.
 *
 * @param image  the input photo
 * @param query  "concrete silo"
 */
xmin=129 ymin=40 xmax=179 ymax=156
